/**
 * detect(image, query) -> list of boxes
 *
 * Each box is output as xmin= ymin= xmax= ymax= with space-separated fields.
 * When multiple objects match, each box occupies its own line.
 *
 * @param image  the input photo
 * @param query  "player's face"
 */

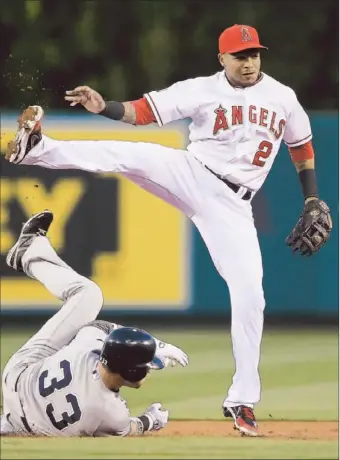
xmin=123 ymin=377 xmax=147 ymax=389
xmin=219 ymin=49 xmax=261 ymax=87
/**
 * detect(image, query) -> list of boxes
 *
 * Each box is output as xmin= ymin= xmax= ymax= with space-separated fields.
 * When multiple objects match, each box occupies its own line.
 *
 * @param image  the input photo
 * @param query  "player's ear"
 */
xmin=218 ymin=53 xmax=225 ymax=68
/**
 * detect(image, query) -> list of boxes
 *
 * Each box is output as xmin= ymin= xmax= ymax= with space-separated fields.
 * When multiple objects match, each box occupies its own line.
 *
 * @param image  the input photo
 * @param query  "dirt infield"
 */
xmin=150 ymin=421 xmax=338 ymax=441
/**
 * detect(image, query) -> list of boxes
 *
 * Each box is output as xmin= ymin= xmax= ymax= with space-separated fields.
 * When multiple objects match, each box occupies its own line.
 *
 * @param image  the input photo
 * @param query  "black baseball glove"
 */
xmin=286 ymin=199 xmax=332 ymax=256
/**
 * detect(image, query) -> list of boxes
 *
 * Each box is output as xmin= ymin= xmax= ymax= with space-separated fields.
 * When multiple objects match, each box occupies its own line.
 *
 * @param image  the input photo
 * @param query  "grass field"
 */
xmin=1 ymin=327 xmax=338 ymax=459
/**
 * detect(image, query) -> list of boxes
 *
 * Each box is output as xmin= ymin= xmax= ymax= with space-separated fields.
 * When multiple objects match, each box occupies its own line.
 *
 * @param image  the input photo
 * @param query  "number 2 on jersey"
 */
xmin=39 ymin=360 xmax=82 ymax=430
xmin=252 ymin=140 xmax=273 ymax=167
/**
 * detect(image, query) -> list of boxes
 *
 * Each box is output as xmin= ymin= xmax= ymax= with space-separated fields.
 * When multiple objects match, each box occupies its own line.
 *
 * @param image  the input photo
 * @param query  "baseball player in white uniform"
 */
xmin=5 ymin=24 xmax=332 ymax=436
xmin=1 ymin=210 xmax=188 ymax=437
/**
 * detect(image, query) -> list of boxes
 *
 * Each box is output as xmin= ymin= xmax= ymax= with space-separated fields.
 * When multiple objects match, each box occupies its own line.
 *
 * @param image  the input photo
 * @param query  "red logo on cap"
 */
xmin=241 ymin=26 xmax=252 ymax=42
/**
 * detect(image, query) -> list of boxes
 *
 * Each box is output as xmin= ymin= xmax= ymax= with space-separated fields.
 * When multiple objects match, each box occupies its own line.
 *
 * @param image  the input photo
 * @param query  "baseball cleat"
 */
xmin=223 ymin=405 xmax=260 ymax=437
xmin=5 ymin=105 xmax=44 ymax=164
xmin=6 ymin=210 xmax=53 ymax=272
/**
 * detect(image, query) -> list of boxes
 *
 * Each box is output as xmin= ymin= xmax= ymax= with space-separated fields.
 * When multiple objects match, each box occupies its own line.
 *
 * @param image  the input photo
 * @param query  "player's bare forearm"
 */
xmin=64 ymin=87 xmax=137 ymax=125
xmin=121 ymin=102 xmax=136 ymax=124
xmin=293 ymin=158 xmax=314 ymax=173
xmin=102 ymin=419 xmax=148 ymax=437
xmin=127 ymin=417 xmax=151 ymax=436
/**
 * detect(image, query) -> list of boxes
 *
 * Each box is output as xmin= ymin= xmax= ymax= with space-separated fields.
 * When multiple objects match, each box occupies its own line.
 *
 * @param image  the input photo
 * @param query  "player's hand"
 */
xmin=143 ymin=403 xmax=169 ymax=431
xmin=64 ymin=86 xmax=106 ymax=113
xmin=156 ymin=341 xmax=189 ymax=367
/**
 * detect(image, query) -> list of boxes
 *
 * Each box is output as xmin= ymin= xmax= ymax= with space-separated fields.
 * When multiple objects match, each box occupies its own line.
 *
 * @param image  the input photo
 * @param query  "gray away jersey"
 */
xmin=17 ymin=326 xmax=131 ymax=437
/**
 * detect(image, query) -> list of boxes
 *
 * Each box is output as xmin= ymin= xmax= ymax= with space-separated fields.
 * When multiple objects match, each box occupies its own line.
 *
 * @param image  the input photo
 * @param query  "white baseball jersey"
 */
xmin=16 ymin=326 xmax=131 ymax=437
xmin=145 ymin=70 xmax=312 ymax=191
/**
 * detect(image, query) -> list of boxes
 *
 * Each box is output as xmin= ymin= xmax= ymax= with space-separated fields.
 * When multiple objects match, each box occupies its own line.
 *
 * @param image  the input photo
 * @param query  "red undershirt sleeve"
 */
xmin=288 ymin=140 xmax=315 ymax=163
xmin=130 ymin=98 xmax=156 ymax=125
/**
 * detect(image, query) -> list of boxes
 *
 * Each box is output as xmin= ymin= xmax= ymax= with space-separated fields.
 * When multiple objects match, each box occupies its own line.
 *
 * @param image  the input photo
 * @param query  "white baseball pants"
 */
xmin=21 ymin=135 xmax=265 ymax=407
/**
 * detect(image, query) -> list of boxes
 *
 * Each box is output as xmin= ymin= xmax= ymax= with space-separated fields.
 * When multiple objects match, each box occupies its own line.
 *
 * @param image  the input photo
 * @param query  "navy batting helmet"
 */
xmin=99 ymin=327 xmax=164 ymax=382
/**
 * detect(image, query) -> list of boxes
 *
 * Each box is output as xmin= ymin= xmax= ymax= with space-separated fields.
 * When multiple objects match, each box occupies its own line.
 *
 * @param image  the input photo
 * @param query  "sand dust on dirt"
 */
xmin=149 ymin=421 xmax=338 ymax=441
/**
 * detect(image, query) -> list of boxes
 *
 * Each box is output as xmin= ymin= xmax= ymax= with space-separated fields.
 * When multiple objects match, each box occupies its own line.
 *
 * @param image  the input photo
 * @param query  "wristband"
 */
xmin=99 ymin=101 xmax=125 ymax=120
xmin=132 ymin=415 xmax=151 ymax=435
xmin=139 ymin=415 xmax=151 ymax=431
xmin=298 ymin=169 xmax=318 ymax=199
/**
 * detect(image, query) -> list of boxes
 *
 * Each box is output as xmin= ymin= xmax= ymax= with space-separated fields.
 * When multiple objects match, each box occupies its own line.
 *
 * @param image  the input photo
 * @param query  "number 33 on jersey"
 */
xmin=145 ymin=71 xmax=312 ymax=191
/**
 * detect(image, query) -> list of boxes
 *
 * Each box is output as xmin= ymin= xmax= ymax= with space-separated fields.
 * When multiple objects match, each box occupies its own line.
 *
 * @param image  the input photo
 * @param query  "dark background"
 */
xmin=1 ymin=0 xmax=338 ymax=111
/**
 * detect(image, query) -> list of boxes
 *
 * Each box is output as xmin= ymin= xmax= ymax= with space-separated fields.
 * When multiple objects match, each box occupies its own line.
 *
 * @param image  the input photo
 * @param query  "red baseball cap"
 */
xmin=219 ymin=24 xmax=268 ymax=54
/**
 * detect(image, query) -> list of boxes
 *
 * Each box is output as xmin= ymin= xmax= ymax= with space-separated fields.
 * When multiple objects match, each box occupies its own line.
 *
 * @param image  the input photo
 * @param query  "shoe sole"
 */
xmin=235 ymin=422 xmax=261 ymax=437
xmin=5 ymin=106 xmax=44 ymax=163
xmin=18 ymin=105 xmax=44 ymax=131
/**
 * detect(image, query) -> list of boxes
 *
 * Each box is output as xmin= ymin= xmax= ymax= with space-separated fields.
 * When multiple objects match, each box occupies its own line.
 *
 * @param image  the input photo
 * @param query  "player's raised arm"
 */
xmin=65 ymin=77 xmax=199 ymax=127
xmin=283 ymin=97 xmax=332 ymax=256
xmin=64 ymin=86 xmax=156 ymax=126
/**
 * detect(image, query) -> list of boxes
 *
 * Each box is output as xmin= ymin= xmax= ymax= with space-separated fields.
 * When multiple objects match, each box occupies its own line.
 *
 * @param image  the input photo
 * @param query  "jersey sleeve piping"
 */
xmin=284 ymin=133 xmax=313 ymax=148
xmin=144 ymin=93 xmax=164 ymax=127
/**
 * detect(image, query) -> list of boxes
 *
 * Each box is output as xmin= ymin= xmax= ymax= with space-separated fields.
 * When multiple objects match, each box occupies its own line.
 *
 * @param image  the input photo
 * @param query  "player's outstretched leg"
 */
xmin=4 ymin=210 xmax=103 ymax=371
xmin=3 ymin=106 xmax=213 ymax=219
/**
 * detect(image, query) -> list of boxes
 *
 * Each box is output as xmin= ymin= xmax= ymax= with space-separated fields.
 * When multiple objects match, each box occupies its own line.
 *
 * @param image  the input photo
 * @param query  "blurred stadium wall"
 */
xmin=1 ymin=115 xmax=338 ymax=323
xmin=0 ymin=0 xmax=338 ymax=324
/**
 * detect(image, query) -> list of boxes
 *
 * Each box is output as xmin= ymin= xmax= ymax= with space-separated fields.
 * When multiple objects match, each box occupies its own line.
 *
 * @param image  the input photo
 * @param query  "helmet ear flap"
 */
xmin=120 ymin=366 xmax=148 ymax=382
